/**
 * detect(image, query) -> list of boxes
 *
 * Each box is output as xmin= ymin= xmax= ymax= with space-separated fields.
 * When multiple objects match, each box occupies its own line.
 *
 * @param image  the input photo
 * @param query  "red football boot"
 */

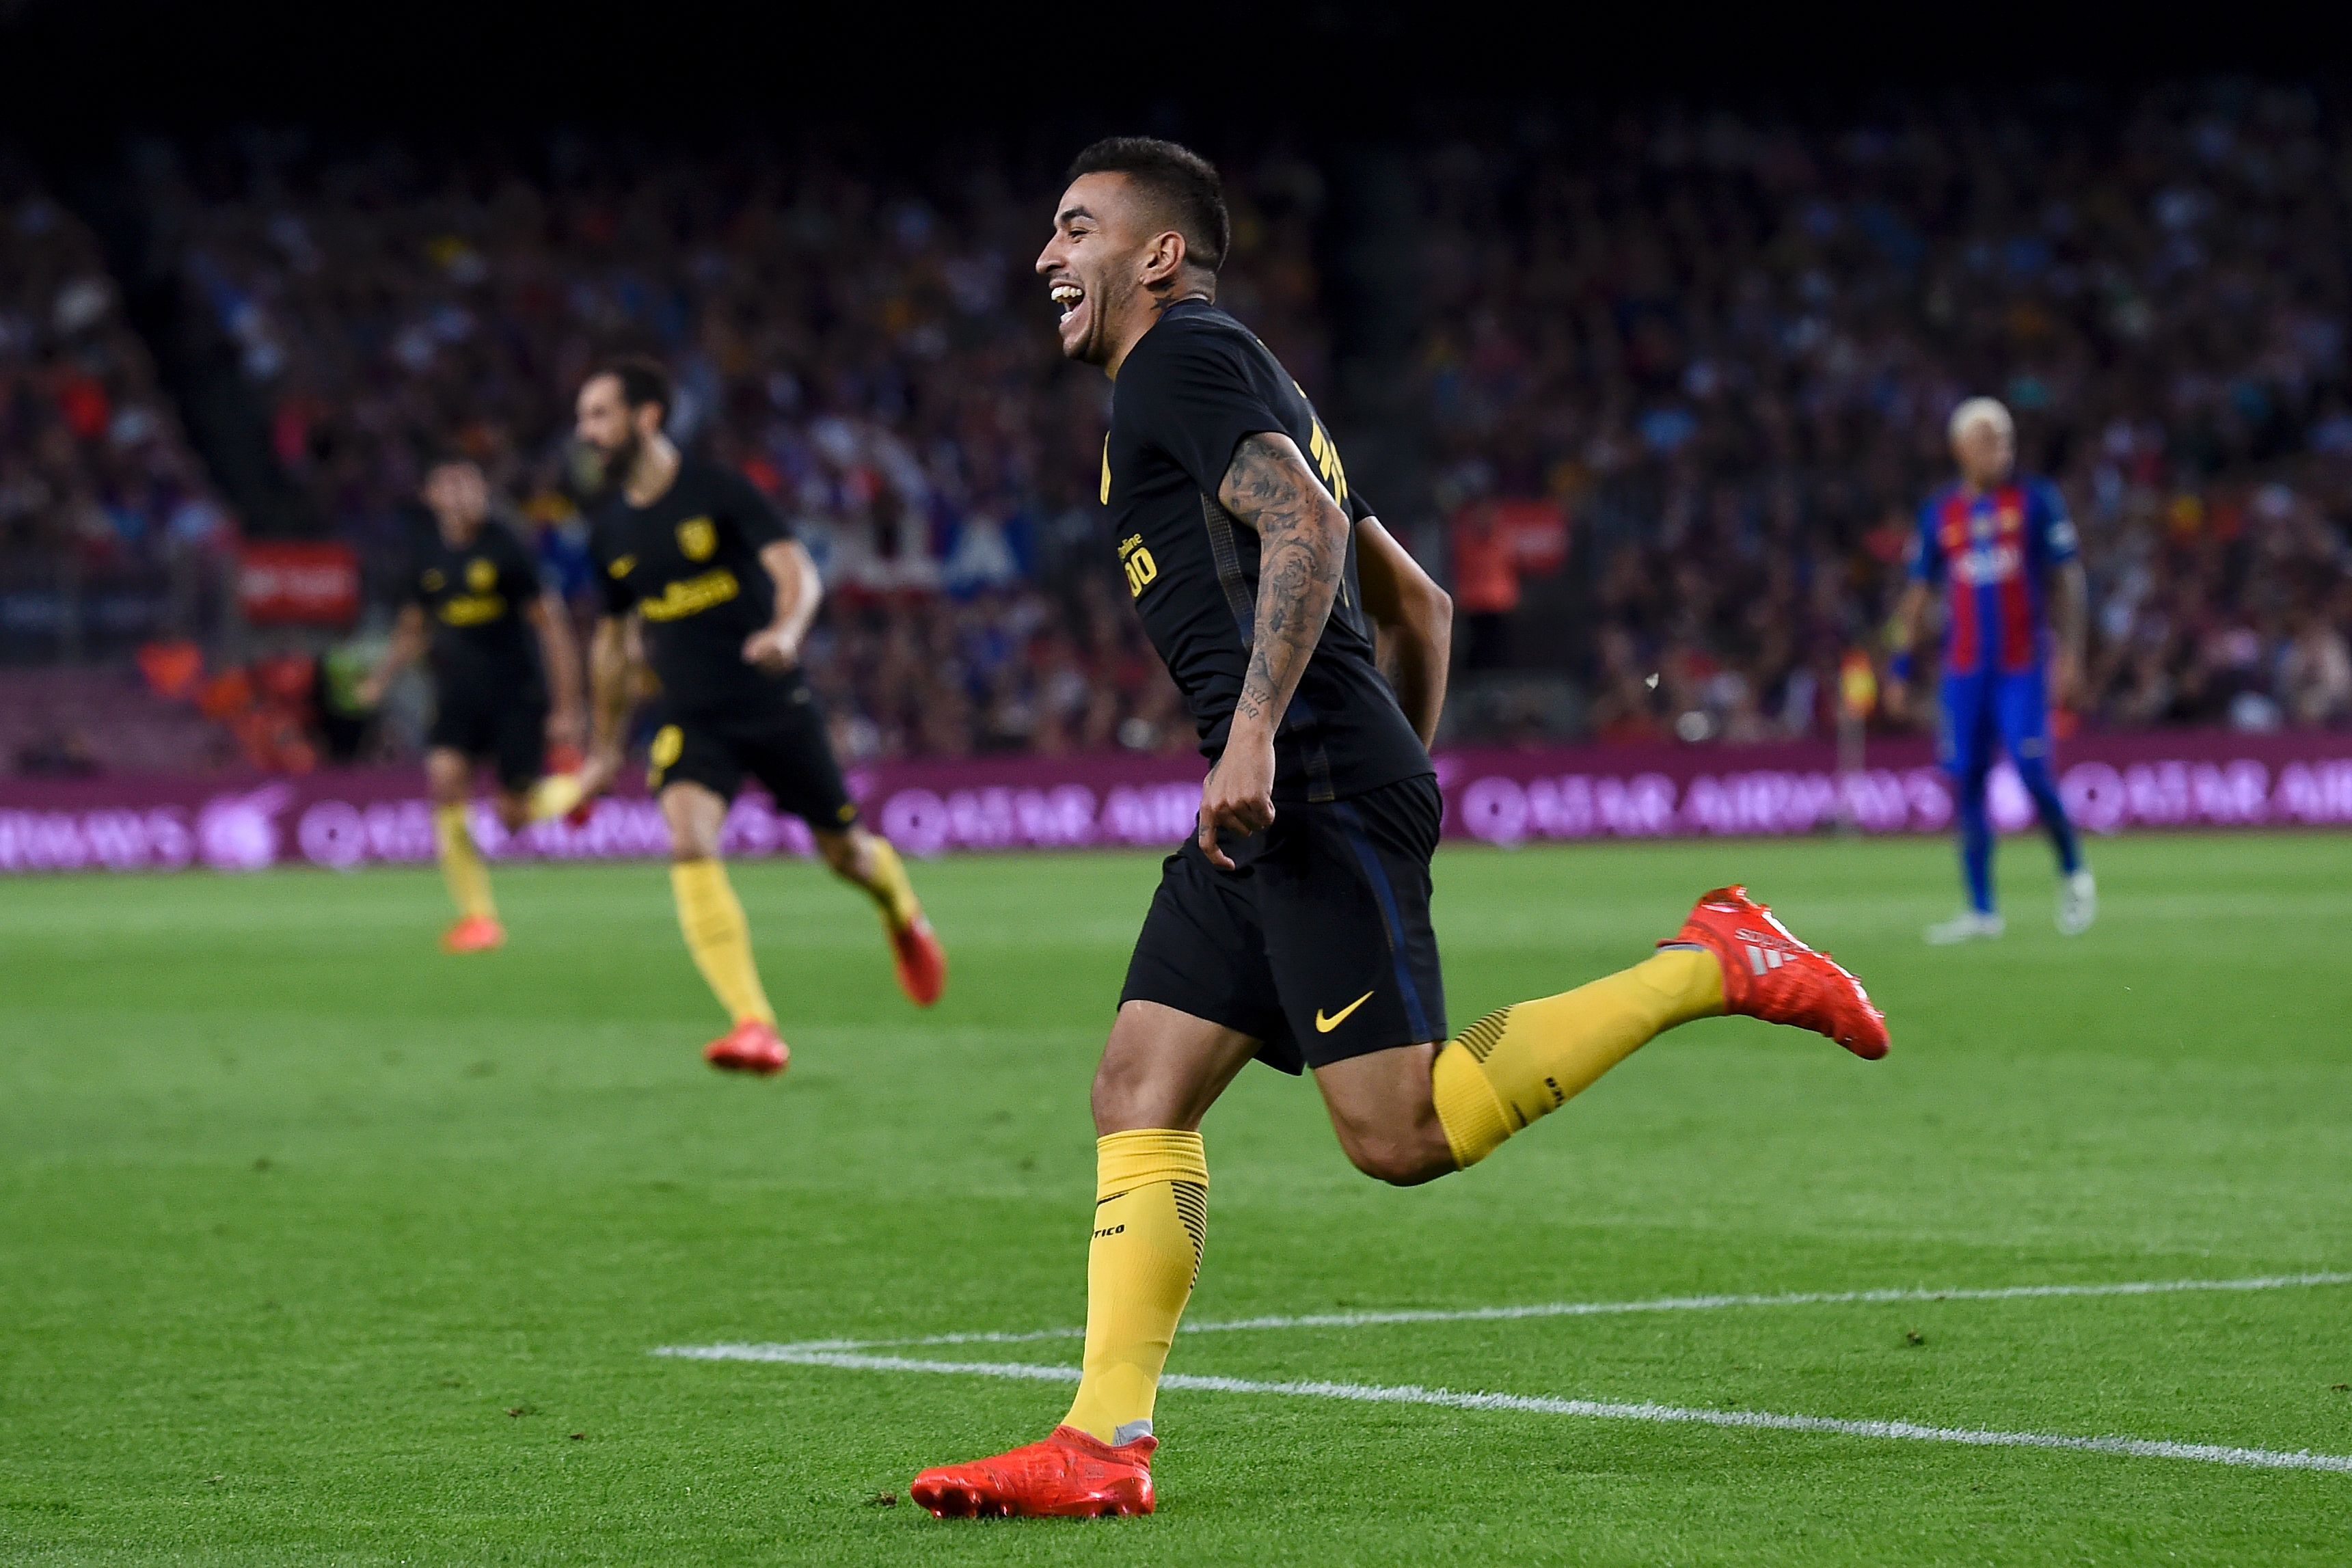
xmin=1663 ymin=885 xmax=1889 ymax=1059
xmin=910 ymin=1426 xmax=1155 ymax=1519
xmin=441 ymin=914 xmax=505 ymax=955
xmin=887 ymin=915 xmax=947 ymax=1008
xmin=703 ymin=1019 xmax=789 ymax=1076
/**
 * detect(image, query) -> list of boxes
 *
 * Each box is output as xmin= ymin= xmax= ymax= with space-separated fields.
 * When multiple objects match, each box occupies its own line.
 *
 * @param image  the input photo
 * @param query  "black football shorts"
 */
xmin=428 ymin=678 xmax=548 ymax=792
xmin=644 ymin=683 xmax=860 ymax=832
xmin=1121 ymin=772 xmax=1447 ymax=1073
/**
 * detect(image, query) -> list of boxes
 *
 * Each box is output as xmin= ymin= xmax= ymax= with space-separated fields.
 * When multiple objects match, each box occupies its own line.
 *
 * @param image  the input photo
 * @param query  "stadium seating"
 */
xmin=1413 ymin=93 xmax=2352 ymax=736
xmin=0 ymin=160 xmax=236 ymax=673
xmin=5 ymin=96 xmax=2351 ymax=775
xmin=150 ymin=145 xmax=1332 ymax=763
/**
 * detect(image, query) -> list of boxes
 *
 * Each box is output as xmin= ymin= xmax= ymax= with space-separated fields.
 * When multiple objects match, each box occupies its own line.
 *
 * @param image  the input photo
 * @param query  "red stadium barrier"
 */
xmin=1 ymin=731 xmax=2349 ymax=874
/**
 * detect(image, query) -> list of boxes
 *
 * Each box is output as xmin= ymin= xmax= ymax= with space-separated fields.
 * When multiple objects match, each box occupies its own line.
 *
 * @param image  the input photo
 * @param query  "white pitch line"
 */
xmin=651 ymin=1344 xmax=2352 ymax=1475
xmin=707 ymin=1270 xmax=2352 ymax=1354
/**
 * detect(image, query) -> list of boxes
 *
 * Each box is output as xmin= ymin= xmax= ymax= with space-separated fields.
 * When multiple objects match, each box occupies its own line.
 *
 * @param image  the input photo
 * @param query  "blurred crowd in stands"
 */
xmin=0 ymin=161 xmax=234 ymax=587
xmin=6 ymin=85 xmax=2352 ymax=775
xmin=145 ymin=138 xmax=1332 ymax=763
xmin=1418 ymin=85 xmax=2352 ymax=739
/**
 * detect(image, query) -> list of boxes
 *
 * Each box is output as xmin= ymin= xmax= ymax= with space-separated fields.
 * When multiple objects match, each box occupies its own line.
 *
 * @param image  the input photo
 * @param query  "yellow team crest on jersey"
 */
xmin=677 ymin=517 xmax=717 ymax=562
xmin=608 ymin=554 xmax=635 ymax=578
xmin=465 ymin=557 xmax=497 ymax=591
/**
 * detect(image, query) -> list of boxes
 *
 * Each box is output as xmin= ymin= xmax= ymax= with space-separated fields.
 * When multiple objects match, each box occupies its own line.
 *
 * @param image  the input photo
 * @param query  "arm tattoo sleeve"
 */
xmin=1220 ymin=433 xmax=1349 ymax=733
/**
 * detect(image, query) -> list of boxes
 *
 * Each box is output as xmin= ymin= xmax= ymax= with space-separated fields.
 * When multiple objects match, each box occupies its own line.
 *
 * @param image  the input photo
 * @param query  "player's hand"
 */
xmin=742 ymin=625 xmax=800 ymax=674
xmin=1198 ymin=733 xmax=1276 ymax=871
xmin=355 ymin=673 xmax=387 ymax=709
xmin=1881 ymin=677 xmax=1909 ymax=724
xmin=548 ymin=707 xmax=584 ymax=749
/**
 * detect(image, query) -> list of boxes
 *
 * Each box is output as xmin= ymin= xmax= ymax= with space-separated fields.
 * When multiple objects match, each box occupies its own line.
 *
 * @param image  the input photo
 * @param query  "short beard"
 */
xmin=596 ymin=432 xmax=643 ymax=496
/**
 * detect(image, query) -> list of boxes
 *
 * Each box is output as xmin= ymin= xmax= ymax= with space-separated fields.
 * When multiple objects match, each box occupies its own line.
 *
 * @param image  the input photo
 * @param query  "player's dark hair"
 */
xmin=594 ymin=354 xmax=673 ymax=429
xmin=1068 ymin=137 xmax=1229 ymax=273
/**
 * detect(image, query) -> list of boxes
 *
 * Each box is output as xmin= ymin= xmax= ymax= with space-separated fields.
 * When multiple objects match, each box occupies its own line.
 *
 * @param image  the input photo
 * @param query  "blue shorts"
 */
xmin=1940 ymin=667 xmax=2050 ymax=781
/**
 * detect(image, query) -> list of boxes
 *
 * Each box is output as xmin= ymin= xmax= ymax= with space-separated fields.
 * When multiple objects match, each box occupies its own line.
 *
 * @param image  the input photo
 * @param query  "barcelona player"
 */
xmin=1885 ymin=397 xmax=2095 ymax=943
xmin=573 ymin=357 xmax=945 ymax=1076
xmin=906 ymin=138 xmax=1889 ymax=1520
xmin=359 ymin=454 xmax=588 ymax=954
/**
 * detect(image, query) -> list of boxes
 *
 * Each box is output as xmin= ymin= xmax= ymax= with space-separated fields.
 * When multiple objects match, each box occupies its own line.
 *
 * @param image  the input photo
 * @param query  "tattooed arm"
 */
xmin=1195 ymin=430 xmax=1351 ymax=870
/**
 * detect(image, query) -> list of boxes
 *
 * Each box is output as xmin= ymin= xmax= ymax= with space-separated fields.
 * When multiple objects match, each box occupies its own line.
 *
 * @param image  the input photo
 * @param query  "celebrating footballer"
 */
xmin=907 ymin=139 xmax=1893 ymax=1519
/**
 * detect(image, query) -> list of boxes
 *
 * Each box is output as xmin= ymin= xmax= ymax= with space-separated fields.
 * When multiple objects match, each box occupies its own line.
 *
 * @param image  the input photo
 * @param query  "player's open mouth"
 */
xmin=1050 ymin=281 xmax=1084 ymax=324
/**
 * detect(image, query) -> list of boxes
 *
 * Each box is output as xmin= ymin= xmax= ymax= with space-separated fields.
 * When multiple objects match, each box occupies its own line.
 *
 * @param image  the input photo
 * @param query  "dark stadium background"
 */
xmin=1 ymin=0 xmax=2346 ymax=801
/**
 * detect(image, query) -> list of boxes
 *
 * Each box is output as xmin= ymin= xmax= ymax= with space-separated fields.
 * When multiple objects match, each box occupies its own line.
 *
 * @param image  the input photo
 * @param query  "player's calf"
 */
xmin=819 ymin=826 xmax=947 ymax=1007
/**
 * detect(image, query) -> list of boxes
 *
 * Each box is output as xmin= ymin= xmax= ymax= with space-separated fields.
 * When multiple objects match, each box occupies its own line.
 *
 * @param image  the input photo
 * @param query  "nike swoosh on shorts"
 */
xmin=1314 ymin=990 xmax=1375 ymax=1033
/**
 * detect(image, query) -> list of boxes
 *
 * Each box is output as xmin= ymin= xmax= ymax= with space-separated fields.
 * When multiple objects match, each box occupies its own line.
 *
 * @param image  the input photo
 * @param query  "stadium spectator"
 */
xmin=150 ymin=141 xmax=1333 ymax=762
xmin=0 ymin=163 xmax=232 ymax=618
xmin=10 ymin=94 xmax=2352 ymax=770
xmin=1413 ymin=87 xmax=2352 ymax=740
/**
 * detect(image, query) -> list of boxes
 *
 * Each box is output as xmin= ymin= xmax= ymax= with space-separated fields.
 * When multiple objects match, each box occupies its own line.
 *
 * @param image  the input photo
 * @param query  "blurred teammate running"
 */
xmin=360 ymin=455 xmax=587 ymax=954
xmin=907 ymin=138 xmax=1890 ymax=1521
xmin=1885 ymin=398 xmax=2095 ymax=943
xmin=573 ymin=357 xmax=944 ymax=1077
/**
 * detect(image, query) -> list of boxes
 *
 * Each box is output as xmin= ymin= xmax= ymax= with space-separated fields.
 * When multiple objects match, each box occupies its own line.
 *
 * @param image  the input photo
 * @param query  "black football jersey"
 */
xmin=588 ymin=457 xmax=801 ymax=716
xmin=409 ymin=518 xmax=545 ymax=699
xmin=1103 ymin=299 xmax=1431 ymax=802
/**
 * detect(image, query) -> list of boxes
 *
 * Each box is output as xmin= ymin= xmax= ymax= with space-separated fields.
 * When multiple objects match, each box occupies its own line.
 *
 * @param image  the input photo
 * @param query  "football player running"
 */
xmin=908 ymin=139 xmax=1889 ymax=1520
xmin=359 ymin=453 xmax=588 ymax=954
xmin=574 ymin=358 xmax=945 ymax=1076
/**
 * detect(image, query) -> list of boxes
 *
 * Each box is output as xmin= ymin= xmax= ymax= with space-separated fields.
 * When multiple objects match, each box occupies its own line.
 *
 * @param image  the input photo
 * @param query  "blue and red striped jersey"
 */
xmin=1908 ymin=477 xmax=2078 ymax=676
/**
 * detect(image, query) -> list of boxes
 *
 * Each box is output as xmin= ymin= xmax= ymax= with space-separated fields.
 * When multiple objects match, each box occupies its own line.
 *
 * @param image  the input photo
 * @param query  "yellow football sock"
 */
xmin=433 ymin=803 xmax=496 ymax=921
xmin=858 ymin=835 xmax=921 ymax=931
xmin=1431 ymin=948 xmax=1722 ymax=1169
xmin=1062 ymin=1129 xmax=1208 ymax=1446
xmin=525 ymin=772 xmax=585 ymax=824
xmin=669 ymin=859 xmax=775 ymax=1026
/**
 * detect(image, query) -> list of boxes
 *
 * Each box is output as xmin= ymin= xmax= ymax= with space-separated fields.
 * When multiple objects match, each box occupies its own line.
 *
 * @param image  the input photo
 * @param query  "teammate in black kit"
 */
xmin=910 ymin=139 xmax=1887 ymax=1519
xmin=573 ymin=357 xmax=945 ymax=1076
xmin=360 ymin=454 xmax=586 ymax=954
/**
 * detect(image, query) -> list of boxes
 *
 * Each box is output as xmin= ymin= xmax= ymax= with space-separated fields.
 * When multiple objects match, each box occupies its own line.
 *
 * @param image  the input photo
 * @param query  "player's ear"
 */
xmin=1139 ymin=228 xmax=1187 ymax=288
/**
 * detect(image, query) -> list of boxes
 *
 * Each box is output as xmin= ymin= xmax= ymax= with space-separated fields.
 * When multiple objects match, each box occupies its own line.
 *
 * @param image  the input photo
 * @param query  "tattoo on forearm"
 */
xmin=1221 ymin=435 xmax=1345 ymax=732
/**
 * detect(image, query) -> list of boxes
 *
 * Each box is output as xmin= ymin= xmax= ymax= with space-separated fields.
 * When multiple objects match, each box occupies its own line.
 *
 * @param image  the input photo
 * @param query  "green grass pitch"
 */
xmin=4 ymin=832 xmax=2351 ymax=1564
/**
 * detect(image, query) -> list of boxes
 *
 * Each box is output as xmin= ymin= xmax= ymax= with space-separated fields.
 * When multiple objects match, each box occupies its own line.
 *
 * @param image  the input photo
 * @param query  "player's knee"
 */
xmin=813 ymin=829 xmax=863 ymax=878
xmin=1090 ymin=1054 xmax=1150 ymax=1135
xmin=424 ymin=755 xmax=469 ymax=804
xmin=667 ymin=824 xmax=720 ymax=862
xmin=1340 ymin=1131 xmax=1450 ymax=1187
xmin=1334 ymin=1117 xmax=1452 ymax=1187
